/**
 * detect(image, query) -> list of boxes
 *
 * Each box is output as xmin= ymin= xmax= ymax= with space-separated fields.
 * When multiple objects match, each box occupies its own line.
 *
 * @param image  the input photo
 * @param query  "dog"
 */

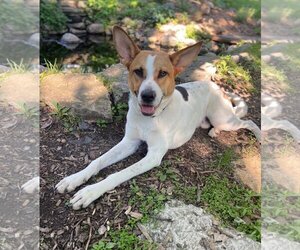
xmin=262 ymin=93 xmax=300 ymax=142
xmin=56 ymin=26 xmax=261 ymax=210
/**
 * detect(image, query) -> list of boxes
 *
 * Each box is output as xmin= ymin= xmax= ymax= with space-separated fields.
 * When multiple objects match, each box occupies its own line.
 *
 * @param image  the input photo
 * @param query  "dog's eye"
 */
xmin=134 ymin=68 xmax=143 ymax=78
xmin=158 ymin=70 xmax=168 ymax=78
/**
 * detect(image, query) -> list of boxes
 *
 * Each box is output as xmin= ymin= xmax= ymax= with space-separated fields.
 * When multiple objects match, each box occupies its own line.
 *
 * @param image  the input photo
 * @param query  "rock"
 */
xmin=87 ymin=23 xmax=105 ymax=34
xmin=144 ymin=200 xmax=260 ymax=250
xmin=61 ymin=33 xmax=82 ymax=44
xmin=77 ymin=1 xmax=86 ymax=8
xmin=41 ymin=73 xmax=112 ymax=120
xmin=28 ymin=32 xmax=40 ymax=47
xmin=67 ymin=22 xmax=86 ymax=29
xmin=101 ymin=63 xmax=129 ymax=103
xmin=178 ymin=52 xmax=218 ymax=82
xmin=0 ymin=65 xmax=10 ymax=73
xmin=69 ymin=28 xmax=87 ymax=36
xmin=0 ymin=73 xmax=39 ymax=109
xmin=201 ymin=2 xmax=211 ymax=15
xmin=161 ymin=35 xmax=178 ymax=47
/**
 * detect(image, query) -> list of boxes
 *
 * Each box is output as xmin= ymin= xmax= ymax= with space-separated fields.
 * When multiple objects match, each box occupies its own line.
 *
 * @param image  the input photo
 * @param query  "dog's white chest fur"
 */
xmin=127 ymin=81 xmax=212 ymax=149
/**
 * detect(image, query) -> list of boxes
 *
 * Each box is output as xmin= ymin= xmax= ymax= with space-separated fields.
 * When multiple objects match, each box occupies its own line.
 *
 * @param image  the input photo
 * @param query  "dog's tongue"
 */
xmin=141 ymin=105 xmax=155 ymax=115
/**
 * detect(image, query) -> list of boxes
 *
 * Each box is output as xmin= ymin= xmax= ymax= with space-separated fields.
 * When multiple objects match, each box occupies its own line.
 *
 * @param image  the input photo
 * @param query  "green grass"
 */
xmin=263 ymin=0 xmax=300 ymax=23
xmin=40 ymin=59 xmax=62 ymax=79
xmin=263 ymin=184 xmax=300 ymax=241
xmin=186 ymin=24 xmax=211 ymax=42
xmin=201 ymin=175 xmax=261 ymax=241
xmin=215 ymin=55 xmax=255 ymax=91
xmin=86 ymin=0 xmax=175 ymax=27
xmin=214 ymin=0 xmax=260 ymax=22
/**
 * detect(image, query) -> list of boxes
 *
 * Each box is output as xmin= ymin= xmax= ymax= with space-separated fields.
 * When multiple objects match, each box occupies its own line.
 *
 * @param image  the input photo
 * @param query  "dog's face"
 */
xmin=113 ymin=26 xmax=202 ymax=116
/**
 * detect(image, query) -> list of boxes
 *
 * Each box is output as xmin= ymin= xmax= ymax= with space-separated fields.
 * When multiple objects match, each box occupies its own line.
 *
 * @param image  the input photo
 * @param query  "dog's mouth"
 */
xmin=140 ymin=104 xmax=156 ymax=116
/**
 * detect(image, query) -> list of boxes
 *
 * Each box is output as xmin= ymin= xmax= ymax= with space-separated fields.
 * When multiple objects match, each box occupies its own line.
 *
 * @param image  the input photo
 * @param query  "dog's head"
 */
xmin=113 ymin=26 xmax=202 ymax=116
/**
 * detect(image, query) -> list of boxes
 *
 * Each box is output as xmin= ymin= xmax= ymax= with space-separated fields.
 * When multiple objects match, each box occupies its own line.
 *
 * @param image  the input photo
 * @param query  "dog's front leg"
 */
xmin=70 ymin=145 xmax=168 ymax=210
xmin=56 ymin=137 xmax=140 ymax=193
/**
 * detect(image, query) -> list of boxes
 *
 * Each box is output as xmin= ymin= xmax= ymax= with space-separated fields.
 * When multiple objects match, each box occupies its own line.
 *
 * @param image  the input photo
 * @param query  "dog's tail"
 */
xmin=225 ymin=91 xmax=248 ymax=118
xmin=261 ymin=93 xmax=282 ymax=118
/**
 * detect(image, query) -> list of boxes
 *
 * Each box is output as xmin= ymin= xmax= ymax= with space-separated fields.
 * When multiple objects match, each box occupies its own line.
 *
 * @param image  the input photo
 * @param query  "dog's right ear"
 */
xmin=113 ymin=26 xmax=140 ymax=68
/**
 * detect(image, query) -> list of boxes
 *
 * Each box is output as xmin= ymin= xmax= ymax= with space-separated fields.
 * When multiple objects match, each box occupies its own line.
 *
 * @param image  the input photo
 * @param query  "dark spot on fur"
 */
xmin=175 ymin=86 xmax=189 ymax=101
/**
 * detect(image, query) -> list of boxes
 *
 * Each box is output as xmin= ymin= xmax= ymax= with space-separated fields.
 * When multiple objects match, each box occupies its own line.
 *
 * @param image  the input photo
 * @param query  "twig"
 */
xmin=85 ymin=225 xmax=93 ymax=250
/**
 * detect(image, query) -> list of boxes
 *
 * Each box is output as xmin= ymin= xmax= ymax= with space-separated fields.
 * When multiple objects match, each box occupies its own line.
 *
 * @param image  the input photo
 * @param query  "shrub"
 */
xmin=41 ymin=0 xmax=68 ymax=33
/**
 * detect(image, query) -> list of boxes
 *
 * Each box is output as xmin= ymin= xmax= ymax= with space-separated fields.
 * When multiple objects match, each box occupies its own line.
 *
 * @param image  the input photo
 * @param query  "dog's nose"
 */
xmin=141 ymin=89 xmax=156 ymax=103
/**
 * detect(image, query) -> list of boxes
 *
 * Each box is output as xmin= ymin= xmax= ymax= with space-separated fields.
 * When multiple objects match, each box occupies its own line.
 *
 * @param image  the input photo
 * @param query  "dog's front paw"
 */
xmin=22 ymin=176 xmax=40 ymax=193
xmin=70 ymin=183 xmax=105 ymax=210
xmin=56 ymin=172 xmax=87 ymax=193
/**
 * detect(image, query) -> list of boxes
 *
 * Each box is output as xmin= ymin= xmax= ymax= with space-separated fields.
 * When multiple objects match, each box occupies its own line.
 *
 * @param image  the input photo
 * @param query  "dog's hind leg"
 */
xmin=69 ymin=144 xmax=168 ymax=210
xmin=56 ymin=137 xmax=141 ymax=193
xmin=211 ymin=117 xmax=261 ymax=141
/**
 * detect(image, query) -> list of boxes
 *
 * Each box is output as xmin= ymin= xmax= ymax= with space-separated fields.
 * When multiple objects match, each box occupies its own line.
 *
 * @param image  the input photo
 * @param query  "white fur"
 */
xmin=262 ymin=93 xmax=300 ymax=142
xmin=22 ymin=176 xmax=40 ymax=193
xmin=56 ymin=80 xmax=261 ymax=210
xmin=138 ymin=55 xmax=163 ymax=108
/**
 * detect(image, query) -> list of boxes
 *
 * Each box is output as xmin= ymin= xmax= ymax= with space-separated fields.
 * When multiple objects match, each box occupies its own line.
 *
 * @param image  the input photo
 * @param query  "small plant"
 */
xmin=112 ymin=102 xmax=128 ymax=122
xmin=201 ymin=175 xmax=261 ymax=241
xmin=50 ymin=101 xmax=80 ymax=132
xmin=40 ymin=59 xmax=62 ymax=79
xmin=215 ymin=55 xmax=254 ymax=91
xmin=186 ymin=24 xmax=211 ymax=41
xmin=7 ymin=59 xmax=29 ymax=73
xmin=96 ymin=119 xmax=109 ymax=128
xmin=16 ymin=103 xmax=38 ymax=120
xmin=92 ymin=228 xmax=155 ymax=250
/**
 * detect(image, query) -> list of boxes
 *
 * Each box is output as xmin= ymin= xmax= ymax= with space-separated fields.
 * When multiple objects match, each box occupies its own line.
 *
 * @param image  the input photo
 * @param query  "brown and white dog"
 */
xmin=55 ymin=26 xmax=261 ymax=209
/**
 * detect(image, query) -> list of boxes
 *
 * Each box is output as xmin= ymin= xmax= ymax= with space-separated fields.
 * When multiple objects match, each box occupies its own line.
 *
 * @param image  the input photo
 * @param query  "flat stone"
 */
xmin=69 ymin=28 xmax=87 ymax=36
xmin=68 ymin=22 xmax=86 ymax=29
xmin=61 ymin=33 xmax=82 ymax=44
xmin=87 ymin=23 xmax=105 ymax=34
xmin=102 ymin=63 xmax=129 ymax=103
xmin=178 ymin=52 xmax=218 ymax=82
xmin=0 ymin=73 xmax=39 ymax=109
xmin=28 ymin=32 xmax=40 ymax=47
xmin=0 ymin=65 xmax=10 ymax=73
xmin=41 ymin=73 xmax=112 ymax=120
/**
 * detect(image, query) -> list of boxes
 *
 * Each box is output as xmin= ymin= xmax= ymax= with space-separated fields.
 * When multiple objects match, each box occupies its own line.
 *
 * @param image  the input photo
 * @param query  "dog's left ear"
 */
xmin=170 ymin=42 xmax=203 ymax=75
xmin=113 ymin=26 xmax=140 ymax=68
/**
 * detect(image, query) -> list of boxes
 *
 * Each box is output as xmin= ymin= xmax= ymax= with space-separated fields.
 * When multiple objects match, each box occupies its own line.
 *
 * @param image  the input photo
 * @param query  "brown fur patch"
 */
xmin=128 ymin=51 xmax=176 ymax=96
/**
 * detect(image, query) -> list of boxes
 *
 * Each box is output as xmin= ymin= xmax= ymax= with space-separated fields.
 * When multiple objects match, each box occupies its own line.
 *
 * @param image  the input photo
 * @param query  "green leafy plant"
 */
xmin=41 ymin=0 xmax=68 ymax=33
xmin=0 ymin=1 xmax=38 ymax=33
xmin=16 ymin=103 xmax=38 ymax=120
xmin=112 ymin=103 xmax=128 ymax=122
xmin=201 ymin=175 xmax=261 ymax=241
xmin=50 ymin=101 xmax=80 ymax=132
xmin=40 ymin=59 xmax=62 ymax=79
xmin=96 ymin=119 xmax=109 ymax=128
xmin=7 ymin=59 xmax=29 ymax=73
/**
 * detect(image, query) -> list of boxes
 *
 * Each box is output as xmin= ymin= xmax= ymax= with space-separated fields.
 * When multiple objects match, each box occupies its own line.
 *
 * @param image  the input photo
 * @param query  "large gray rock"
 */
xmin=178 ymin=52 xmax=218 ymax=82
xmin=144 ymin=200 xmax=260 ymax=250
xmin=41 ymin=73 xmax=112 ymax=120
xmin=101 ymin=63 xmax=129 ymax=103
xmin=61 ymin=33 xmax=82 ymax=44
xmin=87 ymin=23 xmax=105 ymax=34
